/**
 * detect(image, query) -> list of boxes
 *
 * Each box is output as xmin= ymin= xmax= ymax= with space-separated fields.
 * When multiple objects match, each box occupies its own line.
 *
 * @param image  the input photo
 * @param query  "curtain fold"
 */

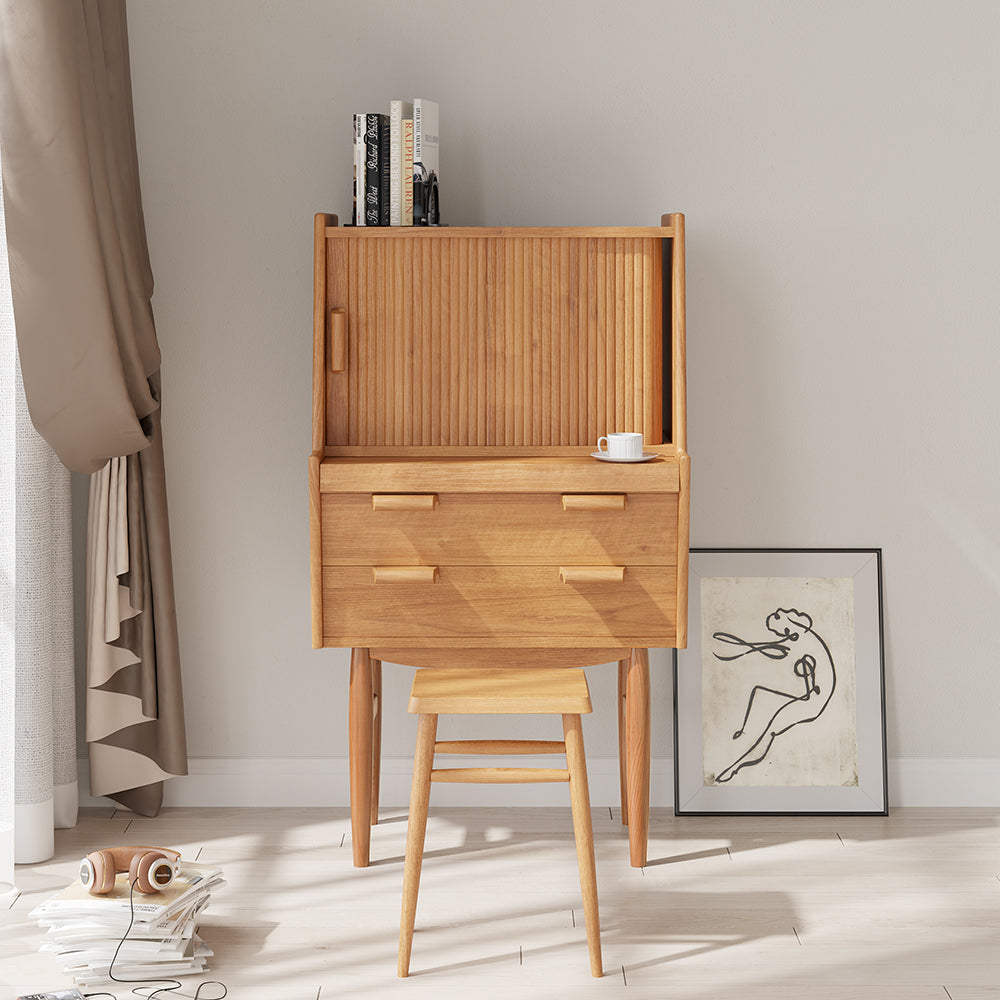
xmin=0 ymin=0 xmax=186 ymax=816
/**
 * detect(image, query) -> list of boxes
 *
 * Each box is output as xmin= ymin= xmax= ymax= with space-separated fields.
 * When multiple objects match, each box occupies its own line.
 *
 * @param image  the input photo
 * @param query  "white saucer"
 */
xmin=591 ymin=451 xmax=659 ymax=463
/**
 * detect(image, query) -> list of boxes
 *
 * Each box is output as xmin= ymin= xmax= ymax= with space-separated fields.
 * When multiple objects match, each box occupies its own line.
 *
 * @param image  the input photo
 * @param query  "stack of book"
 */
xmin=353 ymin=98 xmax=439 ymax=226
xmin=28 ymin=860 xmax=224 ymax=990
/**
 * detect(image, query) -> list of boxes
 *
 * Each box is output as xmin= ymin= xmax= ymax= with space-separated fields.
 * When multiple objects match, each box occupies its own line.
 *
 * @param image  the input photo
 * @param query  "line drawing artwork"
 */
xmin=712 ymin=608 xmax=836 ymax=784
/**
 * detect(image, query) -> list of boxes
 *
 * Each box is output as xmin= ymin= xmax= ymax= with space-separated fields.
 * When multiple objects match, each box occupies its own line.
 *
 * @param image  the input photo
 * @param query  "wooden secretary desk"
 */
xmin=309 ymin=213 xmax=689 ymax=868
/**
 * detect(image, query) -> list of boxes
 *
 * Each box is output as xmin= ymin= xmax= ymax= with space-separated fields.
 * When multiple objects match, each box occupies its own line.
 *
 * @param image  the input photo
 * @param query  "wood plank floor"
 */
xmin=3 ymin=806 xmax=999 ymax=998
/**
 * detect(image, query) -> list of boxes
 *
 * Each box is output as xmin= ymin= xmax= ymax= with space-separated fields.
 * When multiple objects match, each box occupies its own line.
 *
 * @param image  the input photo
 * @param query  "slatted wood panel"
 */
xmin=324 ymin=234 xmax=664 ymax=448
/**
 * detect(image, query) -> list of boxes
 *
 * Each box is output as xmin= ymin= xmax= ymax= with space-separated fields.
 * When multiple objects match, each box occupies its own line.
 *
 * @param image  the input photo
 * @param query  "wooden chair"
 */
xmin=398 ymin=666 xmax=603 ymax=978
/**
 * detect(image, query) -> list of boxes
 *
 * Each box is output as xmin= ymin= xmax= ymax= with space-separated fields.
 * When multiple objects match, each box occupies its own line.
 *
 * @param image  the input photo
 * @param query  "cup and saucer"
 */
xmin=591 ymin=432 xmax=658 ymax=463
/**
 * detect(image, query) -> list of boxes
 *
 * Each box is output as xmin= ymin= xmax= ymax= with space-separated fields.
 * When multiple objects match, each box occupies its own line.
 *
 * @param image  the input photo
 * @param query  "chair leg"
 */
xmin=563 ymin=713 xmax=603 ymax=978
xmin=399 ymin=712 xmax=438 ymax=978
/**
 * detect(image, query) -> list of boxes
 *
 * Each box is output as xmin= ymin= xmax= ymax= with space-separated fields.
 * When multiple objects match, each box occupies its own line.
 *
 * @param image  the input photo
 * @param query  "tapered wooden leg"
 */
xmin=371 ymin=658 xmax=382 ymax=826
xmin=624 ymin=647 xmax=650 ymax=867
xmin=399 ymin=712 xmax=438 ymax=978
xmin=617 ymin=657 xmax=629 ymax=826
xmin=563 ymin=713 xmax=602 ymax=978
xmin=349 ymin=646 xmax=374 ymax=867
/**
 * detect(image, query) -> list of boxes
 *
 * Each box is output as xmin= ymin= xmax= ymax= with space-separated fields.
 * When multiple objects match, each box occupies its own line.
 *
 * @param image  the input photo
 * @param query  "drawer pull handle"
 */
xmin=561 ymin=494 xmax=627 ymax=511
xmin=559 ymin=566 xmax=626 ymax=584
xmin=372 ymin=566 xmax=439 ymax=584
xmin=371 ymin=494 xmax=439 ymax=511
xmin=328 ymin=308 xmax=346 ymax=373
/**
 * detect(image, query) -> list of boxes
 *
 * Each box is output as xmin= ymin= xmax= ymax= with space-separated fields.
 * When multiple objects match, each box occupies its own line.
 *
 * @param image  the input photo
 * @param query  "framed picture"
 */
xmin=673 ymin=548 xmax=887 ymax=815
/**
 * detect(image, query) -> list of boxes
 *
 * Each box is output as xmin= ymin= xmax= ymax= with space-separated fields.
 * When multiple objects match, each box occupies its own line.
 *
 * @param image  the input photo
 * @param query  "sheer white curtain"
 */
xmin=0 ymin=145 xmax=77 ymax=900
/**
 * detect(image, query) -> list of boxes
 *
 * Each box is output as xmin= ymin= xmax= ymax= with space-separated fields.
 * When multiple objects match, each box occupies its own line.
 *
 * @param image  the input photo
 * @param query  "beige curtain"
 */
xmin=0 ymin=0 xmax=186 ymax=815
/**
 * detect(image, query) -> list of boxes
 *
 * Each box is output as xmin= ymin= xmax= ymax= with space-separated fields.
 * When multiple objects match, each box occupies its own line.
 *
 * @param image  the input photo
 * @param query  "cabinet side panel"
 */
xmin=325 ymin=231 xmax=350 ymax=445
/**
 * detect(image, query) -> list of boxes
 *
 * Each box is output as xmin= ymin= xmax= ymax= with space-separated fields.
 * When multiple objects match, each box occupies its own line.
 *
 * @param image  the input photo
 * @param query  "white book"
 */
xmin=353 ymin=113 xmax=366 ymax=226
xmin=412 ymin=99 xmax=439 ymax=225
xmin=389 ymin=100 xmax=412 ymax=226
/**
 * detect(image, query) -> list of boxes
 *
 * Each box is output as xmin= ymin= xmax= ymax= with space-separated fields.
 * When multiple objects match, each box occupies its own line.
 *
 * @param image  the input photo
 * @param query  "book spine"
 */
xmin=389 ymin=100 xmax=412 ymax=226
xmin=365 ymin=114 xmax=390 ymax=226
xmin=364 ymin=114 xmax=380 ymax=226
xmin=402 ymin=118 xmax=414 ymax=226
xmin=412 ymin=99 xmax=439 ymax=226
xmin=378 ymin=114 xmax=390 ymax=226
xmin=353 ymin=114 xmax=366 ymax=226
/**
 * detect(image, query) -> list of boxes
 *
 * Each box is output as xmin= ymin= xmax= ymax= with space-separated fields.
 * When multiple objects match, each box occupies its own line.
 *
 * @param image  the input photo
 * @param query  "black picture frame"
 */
xmin=673 ymin=548 xmax=888 ymax=816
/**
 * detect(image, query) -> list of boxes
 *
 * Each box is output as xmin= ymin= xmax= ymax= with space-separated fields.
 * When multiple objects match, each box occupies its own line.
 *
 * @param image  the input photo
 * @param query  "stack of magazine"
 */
xmin=353 ymin=98 xmax=439 ymax=226
xmin=28 ymin=860 xmax=224 ymax=990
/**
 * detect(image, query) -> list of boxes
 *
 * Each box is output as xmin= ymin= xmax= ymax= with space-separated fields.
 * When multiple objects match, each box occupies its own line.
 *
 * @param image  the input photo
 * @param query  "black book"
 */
xmin=364 ymin=113 xmax=390 ymax=227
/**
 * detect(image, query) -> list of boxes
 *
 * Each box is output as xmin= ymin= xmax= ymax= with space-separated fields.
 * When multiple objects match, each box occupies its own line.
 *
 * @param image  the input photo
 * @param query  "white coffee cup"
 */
xmin=597 ymin=432 xmax=643 ymax=460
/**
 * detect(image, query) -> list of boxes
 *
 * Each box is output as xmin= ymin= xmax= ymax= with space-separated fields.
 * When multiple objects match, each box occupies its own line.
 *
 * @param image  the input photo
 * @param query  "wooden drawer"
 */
xmin=320 ymin=564 xmax=677 ymax=647
xmin=320 ymin=492 xmax=677 ymax=566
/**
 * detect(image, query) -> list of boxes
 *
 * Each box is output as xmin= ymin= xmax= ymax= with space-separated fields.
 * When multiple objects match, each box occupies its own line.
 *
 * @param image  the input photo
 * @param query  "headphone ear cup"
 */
xmin=79 ymin=855 xmax=97 ymax=893
xmin=84 ymin=849 xmax=117 ymax=894
xmin=131 ymin=849 xmax=175 ymax=893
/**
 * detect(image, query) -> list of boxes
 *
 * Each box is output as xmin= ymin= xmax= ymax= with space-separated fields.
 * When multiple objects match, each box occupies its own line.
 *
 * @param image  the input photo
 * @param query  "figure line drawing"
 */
xmin=713 ymin=608 xmax=836 ymax=783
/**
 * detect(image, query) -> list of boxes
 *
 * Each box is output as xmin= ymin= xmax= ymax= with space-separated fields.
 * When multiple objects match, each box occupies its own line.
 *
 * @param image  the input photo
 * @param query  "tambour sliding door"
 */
xmin=323 ymin=231 xmax=665 ymax=449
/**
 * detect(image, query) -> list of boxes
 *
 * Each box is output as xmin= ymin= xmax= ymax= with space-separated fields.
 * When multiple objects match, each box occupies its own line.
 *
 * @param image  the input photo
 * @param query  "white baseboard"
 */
xmin=77 ymin=756 xmax=1000 ymax=810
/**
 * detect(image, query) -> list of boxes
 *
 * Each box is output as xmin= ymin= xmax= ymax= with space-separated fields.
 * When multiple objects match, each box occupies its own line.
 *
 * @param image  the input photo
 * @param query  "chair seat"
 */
xmin=408 ymin=667 xmax=592 ymax=715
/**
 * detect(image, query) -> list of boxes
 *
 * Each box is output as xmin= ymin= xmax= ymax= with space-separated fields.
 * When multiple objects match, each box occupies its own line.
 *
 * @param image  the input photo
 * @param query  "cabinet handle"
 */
xmin=372 ymin=566 xmax=439 ymax=584
xmin=559 ymin=566 xmax=627 ymax=584
xmin=371 ymin=494 xmax=439 ymax=511
xmin=561 ymin=494 xmax=627 ymax=511
xmin=329 ymin=308 xmax=346 ymax=372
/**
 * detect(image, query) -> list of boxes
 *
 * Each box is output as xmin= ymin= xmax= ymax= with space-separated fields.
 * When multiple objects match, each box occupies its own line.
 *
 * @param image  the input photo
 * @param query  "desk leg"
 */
xmin=349 ymin=646 xmax=374 ymax=867
xmin=624 ymin=647 xmax=650 ymax=867
xmin=371 ymin=657 xmax=382 ymax=826
xmin=617 ymin=657 xmax=629 ymax=826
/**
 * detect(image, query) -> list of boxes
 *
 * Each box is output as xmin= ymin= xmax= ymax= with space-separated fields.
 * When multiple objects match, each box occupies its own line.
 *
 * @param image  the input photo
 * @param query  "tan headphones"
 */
xmin=79 ymin=846 xmax=181 ymax=895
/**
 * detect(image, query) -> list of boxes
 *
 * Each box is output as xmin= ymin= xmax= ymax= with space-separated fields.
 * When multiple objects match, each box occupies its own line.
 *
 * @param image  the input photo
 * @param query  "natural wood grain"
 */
xmin=370 ymin=493 xmax=439 ymax=511
xmin=348 ymin=646 xmax=374 ymax=867
xmin=563 ymin=712 xmax=603 ymax=977
xmin=371 ymin=565 xmax=439 ymax=584
xmin=367 ymin=647 xmax=630 ymax=669
xmin=665 ymin=212 xmax=686 ymax=452
xmin=313 ymin=220 xmax=687 ymax=873
xmin=370 ymin=657 xmax=382 ymax=827
xmin=675 ymin=450 xmax=691 ymax=649
xmin=617 ymin=657 xmax=629 ymax=826
xmin=319 ymin=454 xmax=680 ymax=493
xmin=327 ymin=224 xmax=676 ymax=239
xmin=624 ymin=647 xmax=651 ymax=868
xmin=560 ymin=493 xmax=627 ymax=511
xmin=323 ymin=566 xmax=677 ymax=647
xmin=328 ymin=308 xmax=346 ymax=372
xmin=559 ymin=566 xmax=627 ymax=584
xmin=408 ymin=667 xmax=592 ymax=715
xmin=431 ymin=767 xmax=571 ymax=783
xmin=312 ymin=213 xmax=334 ymax=454
xmin=321 ymin=492 xmax=676 ymax=567
xmin=399 ymin=667 xmax=601 ymax=978
xmin=398 ymin=712 xmax=436 ymax=977
xmin=321 ymin=230 xmax=665 ymax=448
xmin=308 ymin=451 xmax=323 ymax=649
xmin=434 ymin=739 xmax=567 ymax=754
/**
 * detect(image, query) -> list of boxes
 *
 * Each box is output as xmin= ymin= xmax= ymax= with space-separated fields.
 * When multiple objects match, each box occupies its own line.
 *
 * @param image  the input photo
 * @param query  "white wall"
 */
xmin=99 ymin=0 xmax=1000 ymax=804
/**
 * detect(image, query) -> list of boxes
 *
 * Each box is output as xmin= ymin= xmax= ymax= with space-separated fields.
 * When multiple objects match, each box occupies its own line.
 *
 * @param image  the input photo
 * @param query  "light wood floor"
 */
xmin=3 ymin=806 xmax=999 ymax=999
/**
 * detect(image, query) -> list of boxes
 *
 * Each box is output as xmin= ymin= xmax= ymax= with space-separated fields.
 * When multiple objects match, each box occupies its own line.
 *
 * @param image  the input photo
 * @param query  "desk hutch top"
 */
xmin=309 ymin=215 xmax=689 ymax=651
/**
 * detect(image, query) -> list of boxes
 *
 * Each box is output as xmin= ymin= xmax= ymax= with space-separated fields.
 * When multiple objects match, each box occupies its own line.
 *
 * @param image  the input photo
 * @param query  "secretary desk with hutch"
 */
xmin=309 ymin=213 xmax=689 ymax=868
